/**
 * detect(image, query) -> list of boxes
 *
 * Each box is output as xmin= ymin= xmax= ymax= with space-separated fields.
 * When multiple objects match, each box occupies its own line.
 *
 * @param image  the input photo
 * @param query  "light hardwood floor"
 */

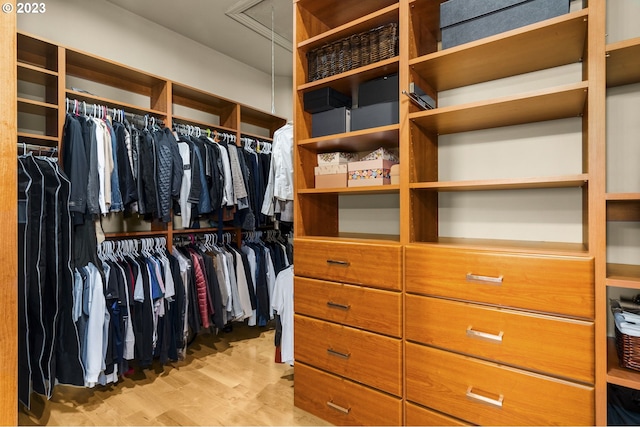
xmin=19 ymin=323 xmax=331 ymax=426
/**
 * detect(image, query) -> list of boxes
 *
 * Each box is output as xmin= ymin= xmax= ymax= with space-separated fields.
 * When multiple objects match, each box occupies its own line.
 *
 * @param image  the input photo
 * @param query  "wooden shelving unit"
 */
xmin=293 ymin=0 xmax=612 ymax=425
xmin=17 ymin=30 xmax=286 ymax=246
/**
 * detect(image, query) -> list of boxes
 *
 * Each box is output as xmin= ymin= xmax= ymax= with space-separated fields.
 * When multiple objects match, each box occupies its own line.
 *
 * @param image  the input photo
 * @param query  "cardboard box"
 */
xmin=347 ymin=159 xmax=397 ymax=187
xmin=315 ymin=164 xmax=348 ymax=175
xmin=351 ymin=101 xmax=399 ymax=131
xmin=317 ymin=152 xmax=359 ymax=165
xmin=315 ymin=173 xmax=347 ymax=189
xmin=440 ymin=0 xmax=570 ymax=49
xmin=312 ymin=107 xmax=351 ymax=137
xmin=390 ymin=164 xmax=400 ymax=185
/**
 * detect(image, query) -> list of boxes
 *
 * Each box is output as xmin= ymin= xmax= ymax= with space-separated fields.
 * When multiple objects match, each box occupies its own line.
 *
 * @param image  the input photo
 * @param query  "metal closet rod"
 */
xmin=65 ymin=97 xmax=165 ymax=127
xmin=172 ymin=121 xmax=236 ymax=139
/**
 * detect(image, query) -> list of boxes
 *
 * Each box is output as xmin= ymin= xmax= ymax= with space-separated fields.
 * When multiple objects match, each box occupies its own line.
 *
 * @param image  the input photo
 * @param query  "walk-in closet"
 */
xmin=3 ymin=0 xmax=640 ymax=426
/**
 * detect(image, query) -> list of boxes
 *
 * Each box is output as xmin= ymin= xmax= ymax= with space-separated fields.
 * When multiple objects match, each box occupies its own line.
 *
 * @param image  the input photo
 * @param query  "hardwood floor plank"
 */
xmin=18 ymin=325 xmax=331 ymax=426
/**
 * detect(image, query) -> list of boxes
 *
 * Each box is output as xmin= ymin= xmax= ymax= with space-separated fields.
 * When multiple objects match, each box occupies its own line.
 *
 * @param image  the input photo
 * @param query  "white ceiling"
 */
xmin=106 ymin=0 xmax=293 ymax=77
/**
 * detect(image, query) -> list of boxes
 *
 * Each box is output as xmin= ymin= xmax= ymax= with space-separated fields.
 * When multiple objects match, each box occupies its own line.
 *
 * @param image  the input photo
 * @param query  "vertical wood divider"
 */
xmin=0 ymin=1 xmax=18 ymax=424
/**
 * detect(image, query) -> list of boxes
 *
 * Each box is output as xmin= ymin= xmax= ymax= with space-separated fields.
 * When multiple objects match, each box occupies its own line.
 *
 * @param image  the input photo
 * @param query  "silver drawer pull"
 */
xmin=327 ymin=348 xmax=351 ymax=359
xmin=466 ymin=326 xmax=504 ymax=343
xmin=327 ymin=301 xmax=351 ymax=310
xmin=466 ymin=273 xmax=503 ymax=285
xmin=466 ymin=386 xmax=504 ymax=408
xmin=327 ymin=259 xmax=351 ymax=267
xmin=327 ymin=400 xmax=351 ymax=414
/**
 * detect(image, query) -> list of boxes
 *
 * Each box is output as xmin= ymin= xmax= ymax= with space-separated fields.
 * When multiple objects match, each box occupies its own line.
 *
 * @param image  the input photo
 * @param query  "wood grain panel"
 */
xmin=294 ymin=362 xmax=402 ymax=426
xmin=405 ymin=245 xmax=594 ymax=318
xmin=406 ymin=344 xmax=594 ymax=426
xmin=295 ymin=315 xmax=402 ymax=396
xmin=294 ymin=276 xmax=401 ymax=337
xmin=295 ymin=237 xmax=402 ymax=290
xmin=406 ymin=295 xmax=594 ymax=383
xmin=405 ymin=402 xmax=471 ymax=426
xmin=1 ymin=3 xmax=18 ymax=425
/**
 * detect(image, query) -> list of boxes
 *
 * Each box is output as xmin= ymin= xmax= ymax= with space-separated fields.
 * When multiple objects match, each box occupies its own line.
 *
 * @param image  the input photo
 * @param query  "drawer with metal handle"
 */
xmin=294 ymin=362 xmax=402 ymax=426
xmin=294 ymin=276 xmax=402 ymax=337
xmin=295 ymin=314 xmax=402 ymax=396
xmin=406 ymin=343 xmax=594 ymax=426
xmin=295 ymin=238 xmax=402 ymax=290
xmin=405 ymin=245 xmax=594 ymax=318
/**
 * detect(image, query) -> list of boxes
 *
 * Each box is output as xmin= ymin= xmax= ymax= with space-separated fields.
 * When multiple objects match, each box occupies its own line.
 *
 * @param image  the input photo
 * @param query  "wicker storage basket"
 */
xmin=612 ymin=299 xmax=640 ymax=371
xmin=307 ymin=22 xmax=398 ymax=82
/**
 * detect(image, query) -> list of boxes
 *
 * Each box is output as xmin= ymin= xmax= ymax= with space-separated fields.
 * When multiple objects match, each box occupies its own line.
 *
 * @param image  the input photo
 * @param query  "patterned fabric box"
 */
xmin=347 ymin=159 xmax=397 ymax=187
xmin=317 ymin=152 xmax=359 ymax=165
xmin=360 ymin=147 xmax=399 ymax=162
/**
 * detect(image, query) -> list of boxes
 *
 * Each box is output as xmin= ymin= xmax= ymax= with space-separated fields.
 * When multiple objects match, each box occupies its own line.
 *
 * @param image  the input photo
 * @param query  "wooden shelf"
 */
xmin=608 ymin=337 xmax=640 ymax=390
xmin=17 ymin=97 xmax=58 ymax=114
xmin=606 ymin=37 xmax=640 ymax=88
xmin=608 ymin=264 xmax=640 ymax=289
xmin=409 ymin=10 xmax=588 ymax=92
xmin=298 ymin=3 xmax=399 ymax=51
xmin=17 ymin=132 xmax=58 ymax=146
xmin=296 ymin=0 xmax=397 ymax=40
xmin=298 ymin=57 xmax=399 ymax=95
xmin=294 ymin=233 xmax=401 ymax=244
xmin=103 ymin=230 xmax=168 ymax=239
xmin=410 ymin=175 xmax=588 ymax=192
xmin=240 ymin=105 xmax=287 ymax=134
xmin=65 ymin=89 xmax=166 ymax=118
xmin=409 ymin=81 xmax=588 ymax=135
xmin=298 ymin=124 xmax=399 ymax=152
xmin=607 ymin=197 xmax=640 ymax=222
xmin=409 ymin=237 xmax=590 ymax=257
xmin=298 ymin=184 xmax=400 ymax=195
xmin=173 ymin=227 xmax=239 ymax=235
xmin=66 ymin=49 xmax=165 ymax=96
xmin=172 ymin=115 xmax=236 ymax=134
xmin=172 ymin=83 xmax=236 ymax=117
xmin=240 ymin=131 xmax=274 ymax=142
xmin=17 ymin=62 xmax=58 ymax=83
xmin=17 ymin=31 xmax=58 ymax=72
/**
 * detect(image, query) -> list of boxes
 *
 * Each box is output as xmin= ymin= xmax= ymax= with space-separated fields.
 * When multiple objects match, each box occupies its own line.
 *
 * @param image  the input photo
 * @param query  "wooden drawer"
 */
xmin=294 ymin=277 xmax=402 ymax=337
xmin=295 ymin=238 xmax=402 ymax=290
xmin=294 ymin=362 xmax=402 ymax=426
xmin=406 ymin=295 xmax=594 ymax=383
xmin=405 ymin=245 xmax=594 ymax=319
xmin=406 ymin=343 xmax=594 ymax=426
xmin=295 ymin=315 xmax=402 ymax=396
xmin=405 ymin=402 xmax=471 ymax=426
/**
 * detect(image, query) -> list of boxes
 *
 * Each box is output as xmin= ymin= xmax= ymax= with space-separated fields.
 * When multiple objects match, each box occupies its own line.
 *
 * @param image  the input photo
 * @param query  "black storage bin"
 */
xmin=440 ymin=0 xmax=570 ymax=49
xmin=304 ymin=87 xmax=352 ymax=114
xmin=358 ymin=73 xmax=398 ymax=107
xmin=351 ymin=101 xmax=398 ymax=131
xmin=312 ymin=107 xmax=351 ymax=137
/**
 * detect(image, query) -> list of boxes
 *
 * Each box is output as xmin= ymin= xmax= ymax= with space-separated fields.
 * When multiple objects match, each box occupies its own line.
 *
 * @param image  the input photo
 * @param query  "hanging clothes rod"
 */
xmin=17 ymin=142 xmax=58 ymax=155
xmin=173 ymin=121 xmax=236 ymax=140
xmin=65 ymin=97 xmax=165 ymax=127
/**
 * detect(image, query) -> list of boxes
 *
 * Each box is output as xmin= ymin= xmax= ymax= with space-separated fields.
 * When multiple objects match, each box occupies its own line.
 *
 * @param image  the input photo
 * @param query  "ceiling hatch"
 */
xmin=226 ymin=0 xmax=293 ymax=52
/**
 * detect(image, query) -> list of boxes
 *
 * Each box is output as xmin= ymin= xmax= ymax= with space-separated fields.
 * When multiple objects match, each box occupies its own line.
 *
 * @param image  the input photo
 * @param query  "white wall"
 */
xmin=17 ymin=0 xmax=293 ymax=121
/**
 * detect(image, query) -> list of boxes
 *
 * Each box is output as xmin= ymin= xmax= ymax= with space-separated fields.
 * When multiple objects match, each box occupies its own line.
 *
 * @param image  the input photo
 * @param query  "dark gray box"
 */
xmin=312 ymin=107 xmax=351 ymax=137
xmin=440 ymin=0 xmax=570 ymax=49
xmin=304 ymin=87 xmax=351 ymax=114
xmin=358 ymin=73 xmax=399 ymax=107
xmin=351 ymin=101 xmax=399 ymax=131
